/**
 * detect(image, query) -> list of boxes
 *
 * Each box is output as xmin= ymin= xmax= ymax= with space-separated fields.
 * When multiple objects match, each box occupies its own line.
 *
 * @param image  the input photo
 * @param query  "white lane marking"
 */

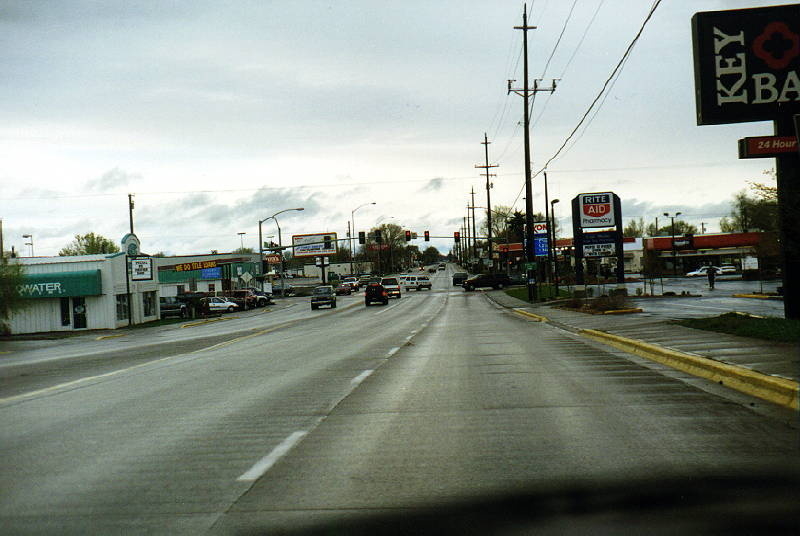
xmin=386 ymin=347 xmax=401 ymax=357
xmin=374 ymin=301 xmax=404 ymax=315
xmin=351 ymin=369 xmax=374 ymax=387
xmin=237 ymin=431 xmax=308 ymax=481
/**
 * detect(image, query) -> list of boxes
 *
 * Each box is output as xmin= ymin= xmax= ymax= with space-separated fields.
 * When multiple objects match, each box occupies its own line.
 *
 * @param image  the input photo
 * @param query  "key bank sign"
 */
xmin=692 ymin=4 xmax=800 ymax=125
xmin=578 ymin=192 xmax=615 ymax=228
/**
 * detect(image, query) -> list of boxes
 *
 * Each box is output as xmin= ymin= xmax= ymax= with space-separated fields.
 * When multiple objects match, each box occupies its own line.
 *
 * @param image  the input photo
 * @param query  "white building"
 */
xmin=9 ymin=253 xmax=159 ymax=334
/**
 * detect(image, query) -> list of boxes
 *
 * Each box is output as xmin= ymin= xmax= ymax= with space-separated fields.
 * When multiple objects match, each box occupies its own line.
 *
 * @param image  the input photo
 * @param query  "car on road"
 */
xmin=311 ymin=285 xmax=337 ymax=310
xmin=335 ymin=282 xmax=352 ymax=295
xmin=452 ymin=272 xmax=468 ymax=286
xmin=364 ymin=282 xmax=389 ymax=306
xmin=462 ymin=273 xmax=511 ymax=291
xmin=438 ymin=263 xmax=446 ymax=271
xmin=207 ymin=297 xmax=239 ymax=313
xmin=380 ymin=277 xmax=402 ymax=299
xmin=428 ymin=267 xmax=437 ymax=273
xmin=404 ymin=275 xmax=432 ymax=291
xmin=343 ymin=277 xmax=359 ymax=290
xmin=159 ymin=297 xmax=187 ymax=319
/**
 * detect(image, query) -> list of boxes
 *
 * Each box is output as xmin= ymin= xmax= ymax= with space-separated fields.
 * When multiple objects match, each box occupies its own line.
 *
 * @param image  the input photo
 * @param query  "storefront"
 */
xmin=9 ymin=254 xmax=159 ymax=334
xmin=156 ymin=254 xmax=261 ymax=296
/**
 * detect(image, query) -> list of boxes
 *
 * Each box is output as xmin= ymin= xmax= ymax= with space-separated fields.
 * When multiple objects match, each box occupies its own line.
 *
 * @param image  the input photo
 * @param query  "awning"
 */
xmin=18 ymin=270 xmax=102 ymax=299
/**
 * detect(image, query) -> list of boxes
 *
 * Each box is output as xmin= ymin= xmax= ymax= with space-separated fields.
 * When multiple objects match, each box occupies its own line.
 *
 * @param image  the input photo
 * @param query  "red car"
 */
xmin=335 ymin=283 xmax=352 ymax=295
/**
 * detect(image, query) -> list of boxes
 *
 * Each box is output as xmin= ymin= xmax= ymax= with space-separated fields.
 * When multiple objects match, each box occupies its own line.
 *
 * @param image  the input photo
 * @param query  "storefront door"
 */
xmin=72 ymin=297 xmax=87 ymax=329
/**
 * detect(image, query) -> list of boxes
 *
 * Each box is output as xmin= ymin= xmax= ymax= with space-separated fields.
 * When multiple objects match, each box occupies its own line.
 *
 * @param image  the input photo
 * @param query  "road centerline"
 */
xmin=237 ymin=431 xmax=308 ymax=482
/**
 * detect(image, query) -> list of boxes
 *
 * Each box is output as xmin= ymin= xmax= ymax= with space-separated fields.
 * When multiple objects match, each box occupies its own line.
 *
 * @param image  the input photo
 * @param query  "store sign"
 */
xmin=578 ymin=192 xmax=616 ymax=228
xmin=583 ymin=242 xmax=616 ymax=257
xmin=175 ymin=260 xmax=218 ymax=272
xmin=201 ymin=267 xmax=222 ymax=279
xmin=692 ymin=5 xmax=800 ymax=126
xmin=292 ymin=232 xmax=338 ymax=257
xmin=130 ymin=257 xmax=153 ymax=281
xmin=17 ymin=270 xmax=102 ymax=298
xmin=738 ymin=135 xmax=798 ymax=158
xmin=264 ymin=254 xmax=281 ymax=264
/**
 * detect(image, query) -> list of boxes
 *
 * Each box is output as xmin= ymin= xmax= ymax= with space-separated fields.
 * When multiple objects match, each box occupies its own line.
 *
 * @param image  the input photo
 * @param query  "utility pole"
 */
xmin=510 ymin=4 xmax=556 ymax=301
xmin=128 ymin=194 xmax=135 ymax=234
xmin=475 ymin=133 xmax=498 ymax=273
xmin=470 ymin=189 xmax=478 ymax=269
xmin=544 ymin=171 xmax=552 ymax=285
xmin=463 ymin=217 xmax=469 ymax=267
xmin=700 ymin=222 xmax=707 ymax=234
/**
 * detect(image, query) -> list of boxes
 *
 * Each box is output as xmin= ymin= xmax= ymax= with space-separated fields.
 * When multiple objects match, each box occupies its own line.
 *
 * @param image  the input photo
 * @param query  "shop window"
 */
xmin=208 ymin=283 xmax=215 ymax=292
xmin=60 ymin=298 xmax=71 ymax=326
xmin=116 ymin=294 xmax=129 ymax=321
xmin=189 ymin=278 xmax=197 ymax=292
xmin=177 ymin=285 xmax=185 ymax=295
xmin=143 ymin=291 xmax=156 ymax=317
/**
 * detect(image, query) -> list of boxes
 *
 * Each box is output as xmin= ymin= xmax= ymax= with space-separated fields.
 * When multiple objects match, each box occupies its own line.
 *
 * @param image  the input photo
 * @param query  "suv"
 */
xmin=311 ymin=285 xmax=337 ymax=310
xmin=462 ymin=273 xmax=511 ymax=291
xmin=452 ymin=272 xmax=468 ymax=286
xmin=380 ymin=277 xmax=401 ymax=299
xmin=243 ymin=287 xmax=272 ymax=307
xmin=230 ymin=289 xmax=261 ymax=309
xmin=159 ymin=296 xmax=187 ymax=319
xmin=364 ymin=282 xmax=389 ymax=306
xmin=404 ymin=275 xmax=432 ymax=291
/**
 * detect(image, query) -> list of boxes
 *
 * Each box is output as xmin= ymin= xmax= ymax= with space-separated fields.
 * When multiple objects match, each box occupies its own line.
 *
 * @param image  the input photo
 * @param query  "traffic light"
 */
xmin=358 ymin=231 xmax=365 ymax=244
xmin=405 ymin=230 xmax=411 ymax=242
xmin=454 ymin=231 xmax=460 ymax=242
xmin=424 ymin=230 xmax=430 ymax=241
xmin=375 ymin=230 xmax=382 ymax=244
xmin=323 ymin=235 xmax=332 ymax=250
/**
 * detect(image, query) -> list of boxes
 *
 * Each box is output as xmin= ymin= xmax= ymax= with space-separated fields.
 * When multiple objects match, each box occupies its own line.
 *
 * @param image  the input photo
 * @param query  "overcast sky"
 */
xmin=0 ymin=0 xmax=781 ymax=257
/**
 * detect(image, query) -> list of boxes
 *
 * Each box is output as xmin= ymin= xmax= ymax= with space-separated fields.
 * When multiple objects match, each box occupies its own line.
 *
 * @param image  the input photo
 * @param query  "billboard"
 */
xmin=130 ymin=257 xmax=153 ymax=281
xmin=692 ymin=5 xmax=800 ymax=125
xmin=577 ymin=192 xmax=616 ymax=228
xmin=292 ymin=232 xmax=338 ymax=258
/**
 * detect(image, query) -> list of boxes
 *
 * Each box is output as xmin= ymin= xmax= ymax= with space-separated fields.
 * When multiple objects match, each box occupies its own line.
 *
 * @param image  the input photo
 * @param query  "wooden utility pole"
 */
xmin=470 ymin=189 xmax=478 ymax=267
xmin=476 ymin=133 xmax=498 ymax=273
xmin=510 ymin=4 xmax=556 ymax=301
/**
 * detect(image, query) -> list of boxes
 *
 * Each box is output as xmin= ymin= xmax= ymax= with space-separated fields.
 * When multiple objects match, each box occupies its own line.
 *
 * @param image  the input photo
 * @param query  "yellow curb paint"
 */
xmin=512 ymin=308 xmax=548 ymax=322
xmin=180 ymin=317 xmax=226 ymax=328
xmin=580 ymin=329 xmax=799 ymax=411
xmin=732 ymin=293 xmax=782 ymax=300
xmin=95 ymin=333 xmax=127 ymax=340
xmin=601 ymin=308 xmax=643 ymax=315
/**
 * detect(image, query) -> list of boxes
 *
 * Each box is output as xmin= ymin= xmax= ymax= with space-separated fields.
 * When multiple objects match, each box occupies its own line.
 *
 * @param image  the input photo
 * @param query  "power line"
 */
xmin=533 ymin=0 xmax=663 ymax=177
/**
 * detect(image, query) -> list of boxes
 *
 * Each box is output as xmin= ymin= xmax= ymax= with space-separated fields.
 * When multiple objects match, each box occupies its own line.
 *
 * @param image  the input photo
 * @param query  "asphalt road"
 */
xmin=1 ymin=268 xmax=797 ymax=534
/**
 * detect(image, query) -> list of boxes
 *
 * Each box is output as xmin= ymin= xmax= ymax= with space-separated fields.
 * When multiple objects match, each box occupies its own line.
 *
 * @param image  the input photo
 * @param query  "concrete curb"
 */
xmin=512 ymin=308 xmax=549 ymax=322
xmin=581 ymin=329 xmax=799 ymax=411
xmin=601 ymin=308 xmax=643 ymax=315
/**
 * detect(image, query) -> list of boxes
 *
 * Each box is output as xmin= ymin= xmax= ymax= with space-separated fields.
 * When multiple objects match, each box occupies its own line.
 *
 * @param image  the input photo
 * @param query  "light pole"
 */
xmin=262 ymin=208 xmax=304 ymax=295
xmin=22 ymin=234 xmax=33 ymax=257
xmin=351 ymin=202 xmax=376 ymax=276
xmin=550 ymin=199 xmax=560 ymax=297
xmin=664 ymin=212 xmax=682 ymax=276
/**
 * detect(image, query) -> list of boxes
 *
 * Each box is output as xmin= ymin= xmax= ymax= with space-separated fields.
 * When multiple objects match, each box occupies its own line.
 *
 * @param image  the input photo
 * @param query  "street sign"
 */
xmin=524 ymin=262 xmax=537 ymax=270
xmin=577 ymin=192 xmax=616 ymax=228
xmin=738 ymin=136 xmax=799 ymax=158
xmin=315 ymin=256 xmax=330 ymax=267
xmin=240 ymin=272 xmax=253 ymax=283
xmin=692 ymin=5 xmax=800 ymax=126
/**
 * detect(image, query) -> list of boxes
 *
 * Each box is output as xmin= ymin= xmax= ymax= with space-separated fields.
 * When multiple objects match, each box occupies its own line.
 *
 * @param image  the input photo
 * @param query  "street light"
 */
xmin=237 ymin=232 xmax=246 ymax=252
xmin=351 ymin=202 xmax=376 ymax=276
xmin=550 ymin=199 xmax=560 ymax=296
xmin=22 ymin=234 xmax=33 ymax=257
xmin=261 ymin=208 xmax=304 ymax=294
xmin=663 ymin=211 xmax=682 ymax=276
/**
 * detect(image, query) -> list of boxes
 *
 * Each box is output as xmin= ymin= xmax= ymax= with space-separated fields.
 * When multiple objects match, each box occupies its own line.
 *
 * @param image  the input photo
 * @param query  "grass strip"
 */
xmin=674 ymin=312 xmax=800 ymax=343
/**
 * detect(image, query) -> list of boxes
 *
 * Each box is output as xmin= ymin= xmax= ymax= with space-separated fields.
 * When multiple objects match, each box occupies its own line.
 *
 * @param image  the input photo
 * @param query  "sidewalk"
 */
xmin=488 ymin=291 xmax=799 ymax=384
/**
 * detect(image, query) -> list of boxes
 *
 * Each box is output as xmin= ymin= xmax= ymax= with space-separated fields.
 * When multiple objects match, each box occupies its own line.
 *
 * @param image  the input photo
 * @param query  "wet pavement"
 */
xmin=488 ymin=290 xmax=799 ymax=383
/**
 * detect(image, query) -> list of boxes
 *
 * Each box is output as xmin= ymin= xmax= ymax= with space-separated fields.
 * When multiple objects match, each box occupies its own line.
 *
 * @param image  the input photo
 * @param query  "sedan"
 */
xmin=335 ymin=283 xmax=352 ymax=295
xmin=208 ymin=297 xmax=239 ymax=313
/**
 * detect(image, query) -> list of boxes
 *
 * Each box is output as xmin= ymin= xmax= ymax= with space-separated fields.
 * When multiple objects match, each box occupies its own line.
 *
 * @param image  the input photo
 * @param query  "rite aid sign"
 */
xmin=692 ymin=4 xmax=800 ymax=125
xmin=578 ymin=192 xmax=616 ymax=228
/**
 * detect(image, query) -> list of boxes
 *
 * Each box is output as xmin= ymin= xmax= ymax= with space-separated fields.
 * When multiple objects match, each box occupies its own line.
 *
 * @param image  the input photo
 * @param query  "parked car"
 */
xmin=229 ymin=289 xmax=262 ymax=309
xmin=311 ymin=285 xmax=337 ymax=310
xmin=207 ymin=297 xmax=239 ymax=313
xmin=462 ymin=273 xmax=511 ymax=291
xmin=452 ymin=272 xmax=469 ymax=286
xmin=719 ymin=264 xmax=737 ymax=274
xmin=380 ymin=277 xmax=402 ymax=299
xmin=364 ymin=282 xmax=389 ymax=306
xmin=159 ymin=297 xmax=187 ymax=319
xmin=335 ymin=282 xmax=352 ymax=295
xmin=243 ymin=287 xmax=273 ymax=306
xmin=686 ymin=266 xmax=722 ymax=277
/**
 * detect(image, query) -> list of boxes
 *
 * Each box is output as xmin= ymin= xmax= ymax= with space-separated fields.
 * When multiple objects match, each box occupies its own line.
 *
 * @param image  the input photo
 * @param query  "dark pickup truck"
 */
xmin=462 ymin=273 xmax=511 ymax=291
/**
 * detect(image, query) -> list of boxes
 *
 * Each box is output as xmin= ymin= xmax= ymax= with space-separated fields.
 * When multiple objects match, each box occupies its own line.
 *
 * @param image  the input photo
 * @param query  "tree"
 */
xmin=645 ymin=220 xmax=697 ymax=237
xmin=420 ymin=246 xmax=441 ymax=265
xmin=720 ymin=189 xmax=778 ymax=233
xmin=623 ymin=217 xmax=646 ymax=237
xmin=0 ymin=259 xmax=27 ymax=334
xmin=233 ymin=247 xmax=255 ymax=254
xmin=59 ymin=233 xmax=120 ymax=256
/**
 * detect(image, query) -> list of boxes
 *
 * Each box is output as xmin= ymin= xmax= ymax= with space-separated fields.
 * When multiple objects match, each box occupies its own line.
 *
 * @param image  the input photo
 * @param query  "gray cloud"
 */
xmin=419 ymin=177 xmax=444 ymax=192
xmin=84 ymin=168 xmax=141 ymax=191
